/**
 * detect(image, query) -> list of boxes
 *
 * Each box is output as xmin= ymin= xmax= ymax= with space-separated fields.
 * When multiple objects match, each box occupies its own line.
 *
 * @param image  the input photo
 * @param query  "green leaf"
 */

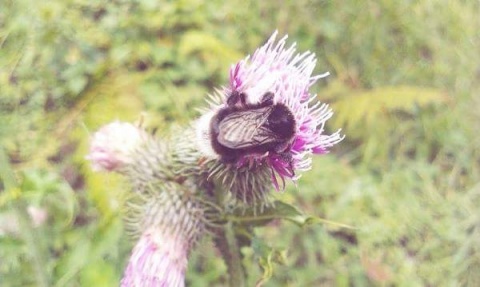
xmin=251 ymin=236 xmax=287 ymax=287
xmin=55 ymin=240 xmax=92 ymax=287
xmin=0 ymin=147 xmax=18 ymax=191
xmin=80 ymin=260 xmax=118 ymax=287
xmin=53 ymin=219 xmax=123 ymax=286
xmin=67 ymin=75 xmax=88 ymax=96
xmin=229 ymin=201 xmax=355 ymax=230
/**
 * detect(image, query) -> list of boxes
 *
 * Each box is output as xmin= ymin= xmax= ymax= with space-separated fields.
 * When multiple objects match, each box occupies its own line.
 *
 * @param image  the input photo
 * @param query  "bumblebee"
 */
xmin=210 ymin=91 xmax=296 ymax=163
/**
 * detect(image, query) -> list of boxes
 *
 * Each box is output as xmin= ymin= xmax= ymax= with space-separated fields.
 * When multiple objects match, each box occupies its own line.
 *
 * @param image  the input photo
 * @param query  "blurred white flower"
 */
xmin=0 ymin=206 xmax=48 ymax=237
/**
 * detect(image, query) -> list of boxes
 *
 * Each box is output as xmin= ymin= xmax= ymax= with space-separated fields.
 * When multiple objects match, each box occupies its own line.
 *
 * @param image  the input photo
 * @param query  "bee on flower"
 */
xmin=195 ymin=31 xmax=343 ymax=205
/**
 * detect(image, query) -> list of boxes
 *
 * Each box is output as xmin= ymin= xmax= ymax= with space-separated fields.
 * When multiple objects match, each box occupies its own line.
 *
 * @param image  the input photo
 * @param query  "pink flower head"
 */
xmin=197 ymin=31 xmax=343 ymax=189
xmin=87 ymin=121 xmax=147 ymax=172
xmin=121 ymin=227 xmax=188 ymax=287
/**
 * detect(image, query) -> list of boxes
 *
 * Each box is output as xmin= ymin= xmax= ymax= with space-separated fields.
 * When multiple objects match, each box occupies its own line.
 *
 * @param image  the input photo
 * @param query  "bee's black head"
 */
xmin=267 ymin=104 xmax=296 ymax=139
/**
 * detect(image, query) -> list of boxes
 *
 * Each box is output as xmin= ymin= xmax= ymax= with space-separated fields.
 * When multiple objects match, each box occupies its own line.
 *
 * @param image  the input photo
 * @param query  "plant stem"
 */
xmin=226 ymin=221 xmax=246 ymax=287
xmin=0 ymin=148 xmax=50 ymax=287
xmin=213 ymin=223 xmax=246 ymax=287
xmin=212 ymin=185 xmax=246 ymax=287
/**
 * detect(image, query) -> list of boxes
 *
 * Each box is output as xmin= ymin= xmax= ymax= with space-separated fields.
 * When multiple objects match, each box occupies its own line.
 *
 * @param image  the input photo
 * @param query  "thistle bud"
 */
xmin=121 ymin=181 xmax=205 ymax=287
xmin=86 ymin=121 xmax=148 ymax=172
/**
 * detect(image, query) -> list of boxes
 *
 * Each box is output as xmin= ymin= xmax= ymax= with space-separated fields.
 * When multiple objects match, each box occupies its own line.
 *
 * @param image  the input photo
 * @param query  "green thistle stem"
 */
xmin=0 ymin=148 xmax=50 ymax=287
xmin=226 ymin=221 xmax=246 ymax=287
xmin=213 ymin=222 xmax=246 ymax=287
xmin=212 ymin=186 xmax=246 ymax=287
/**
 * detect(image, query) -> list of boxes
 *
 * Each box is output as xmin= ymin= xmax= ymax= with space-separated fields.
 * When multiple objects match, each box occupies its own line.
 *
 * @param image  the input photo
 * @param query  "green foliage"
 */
xmin=328 ymin=84 xmax=449 ymax=167
xmin=1 ymin=0 xmax=479 ymax=286
xmin=331 ymin=86 xmax=448 ymax=136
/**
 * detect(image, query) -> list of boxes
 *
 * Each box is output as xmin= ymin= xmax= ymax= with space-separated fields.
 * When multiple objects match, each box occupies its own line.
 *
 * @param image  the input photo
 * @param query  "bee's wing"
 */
xmin=218 ymin=106 xmax=278 ymax=149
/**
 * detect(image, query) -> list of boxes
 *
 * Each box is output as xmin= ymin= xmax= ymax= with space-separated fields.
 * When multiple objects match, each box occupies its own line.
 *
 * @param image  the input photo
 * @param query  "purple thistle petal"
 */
xmin=121 ymin=228 xmax=188 ymax=287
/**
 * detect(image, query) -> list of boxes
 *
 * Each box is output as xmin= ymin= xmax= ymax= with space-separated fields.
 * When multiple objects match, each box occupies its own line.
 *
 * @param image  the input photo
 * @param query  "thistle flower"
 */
xmin=86 ymin=121 xmax=148 ymax=172
xmin=196 ymin=31 xmax=343 ymax=202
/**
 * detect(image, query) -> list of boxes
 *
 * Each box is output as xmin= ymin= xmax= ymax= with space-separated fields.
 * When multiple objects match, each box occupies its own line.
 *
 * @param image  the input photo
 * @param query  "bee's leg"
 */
xmin=273 ymin=141 xmax=290 ymax=153
xmin=260 ymin=92 xmax=275 ymax=107
xmin=277 ymin=151 xmax=295 ymax=177
xmin=227 ymin=90 xmax=248 ymax=108
xmin=227 ymin=90 xmax=241 ymax=106
xmin=220 ymin=149 xmax=241 ymax=164
xmin=239 ymin=92 xmax=247 ymax=106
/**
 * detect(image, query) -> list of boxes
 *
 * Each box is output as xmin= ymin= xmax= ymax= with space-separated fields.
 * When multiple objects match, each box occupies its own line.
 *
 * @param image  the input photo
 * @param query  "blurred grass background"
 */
xmin=1 ymin=0 xmax=479 ymax=286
